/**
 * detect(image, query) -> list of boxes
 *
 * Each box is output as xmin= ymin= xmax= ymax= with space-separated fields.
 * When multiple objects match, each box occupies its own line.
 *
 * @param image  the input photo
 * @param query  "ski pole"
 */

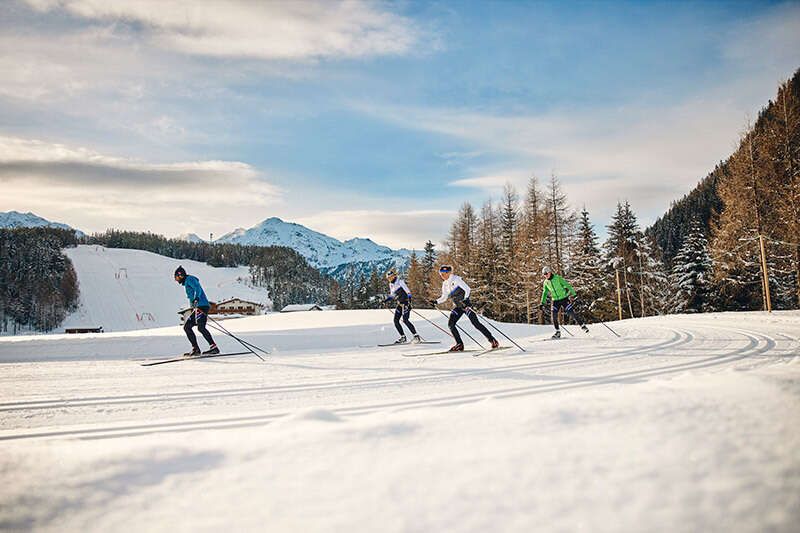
xmin=475 ymin=312 xmax=526 ymax=352
xmin=206 ymin=321 xmax=266 ymax=361
xmin=411 ymin=309 xmax=454 ymax=339
xmin=582 ymin=310 xmax=621 ymax=338
xmin=206 ymin=315 xmax=268 ymax=360
xmin=436 ymin=309 xmax=484 ymax=349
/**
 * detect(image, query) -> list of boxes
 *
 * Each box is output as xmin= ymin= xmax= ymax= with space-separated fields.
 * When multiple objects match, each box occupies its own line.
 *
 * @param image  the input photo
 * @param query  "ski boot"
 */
xmin=448 ymin=343 xmax=464 ymax=352
xmin=581 ymin=324 xmax=589 ymax=334
xmin=551 ymin=330 xmax=561 ymax=340
xmin=412 ymin=334 xmax=422 ymax=344
xmin=203 ymin=343 xmax=220 ymax=355
xmin=184 ymin=347 xmax=201 ymax=357
xmin=394 ymin=335 xmax=407 ymax=344
xmin=490 ymin=338 xmax=500 ymax=349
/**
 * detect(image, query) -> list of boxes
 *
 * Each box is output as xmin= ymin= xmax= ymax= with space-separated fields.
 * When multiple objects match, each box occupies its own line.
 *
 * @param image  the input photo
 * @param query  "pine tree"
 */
xmin=670 ymin=219 xmax=713 ymax=313
xmin=567 ymin=208 xmax=610 ymax=317
xmin=406 ymin=252 xmax=426 ymax=305
xmin=604 ymin=201 xmax=640 ymax=318
xmin=422 ymin=240 xmax=438 ymax=301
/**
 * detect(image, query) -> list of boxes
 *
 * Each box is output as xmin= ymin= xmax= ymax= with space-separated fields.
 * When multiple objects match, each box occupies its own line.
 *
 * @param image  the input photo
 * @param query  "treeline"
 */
xmin=424 ymin=68 xmax=800 ymax=322
xmin=650 ymin=68 xmax=800 ymax=311
xmin=85 ymin=230 xmax=334 ymax=311
xmin=0 ymin=227 xmax=79 ymax=333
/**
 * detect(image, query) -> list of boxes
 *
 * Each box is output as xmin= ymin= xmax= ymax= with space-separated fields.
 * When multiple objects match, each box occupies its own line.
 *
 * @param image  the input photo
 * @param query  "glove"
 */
xmin=192 ymin=299 xmax=199 ymax=307
xmin=383 ymin=296 xmax=393 ymax=304
xmin=539 ymin=304 xmax=548 ymax=313
xmin=429 ymin=299 xmax=438 ymax=307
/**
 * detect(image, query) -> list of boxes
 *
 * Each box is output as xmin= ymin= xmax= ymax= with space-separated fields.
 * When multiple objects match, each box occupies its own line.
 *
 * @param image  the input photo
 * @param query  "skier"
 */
xmin=384 ymin=268 xmax=421 ymax=344
xmin=174 ymin=265 xmax=219 ymax=356
xmin=539 ymin=266 xmax=589 ymax=339
xmin=433 ymin=265 xmax=499 ymax=352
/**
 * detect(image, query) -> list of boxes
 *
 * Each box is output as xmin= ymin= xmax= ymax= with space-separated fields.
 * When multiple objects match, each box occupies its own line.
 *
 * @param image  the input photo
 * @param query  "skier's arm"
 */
xmin=540 ymin=283 xmax=550 ymax=306
xmin=436 ymin=282 xmax=448 ymax=304
xmin=454 ymin=277 xmax=471 ymax=300
xmin=562 ymin=277 xmax=577 ymax=298
xmin=185 ymin=277 xmax=200 ymax=306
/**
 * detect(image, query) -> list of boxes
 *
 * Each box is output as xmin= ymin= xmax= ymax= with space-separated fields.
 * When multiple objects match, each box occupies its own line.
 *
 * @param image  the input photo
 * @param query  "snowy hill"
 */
xmin=62 ymin=245 xmax=271 ymax=332
xmin=0 ymin=210 xmax=84 ymax=236
xmin=0 ymin=311 xmax=798 ymax=531
xmin=216 ymin=217 xmax=410 ymax=274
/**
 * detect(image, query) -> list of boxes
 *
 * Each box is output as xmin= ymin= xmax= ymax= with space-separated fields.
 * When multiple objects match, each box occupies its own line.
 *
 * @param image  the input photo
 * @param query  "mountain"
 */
xmin=0 ymin=211 xmax=85 ymax=237
xmin=216 ymin=217 xmax=410 ymax=278
xmin=177 ymin=233 xmax=207 ymax=244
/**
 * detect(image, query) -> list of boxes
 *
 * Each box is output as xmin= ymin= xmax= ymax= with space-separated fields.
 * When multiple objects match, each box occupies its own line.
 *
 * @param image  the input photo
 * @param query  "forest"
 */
xmin=0 ymin=227 xmax=79 ymax=333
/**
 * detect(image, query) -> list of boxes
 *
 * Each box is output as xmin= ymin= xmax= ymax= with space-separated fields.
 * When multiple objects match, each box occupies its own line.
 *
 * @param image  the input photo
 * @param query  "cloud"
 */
xmin=295 ymin=210 xmax=454 ymax=250
xmin=0 ymin=136 xmax=282 ymax=235
xmin=26 ymin=0 xmax=421 ymax=60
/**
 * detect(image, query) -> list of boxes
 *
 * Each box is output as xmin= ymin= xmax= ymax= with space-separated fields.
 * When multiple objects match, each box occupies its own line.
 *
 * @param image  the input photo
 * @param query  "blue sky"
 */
xmin=0 ymin=0 xmax=798 ymax=248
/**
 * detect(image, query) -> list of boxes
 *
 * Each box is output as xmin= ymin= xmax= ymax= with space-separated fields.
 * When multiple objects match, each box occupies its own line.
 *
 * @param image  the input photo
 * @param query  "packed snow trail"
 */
xmin=0 ymin=310 xmax=798 ymax=532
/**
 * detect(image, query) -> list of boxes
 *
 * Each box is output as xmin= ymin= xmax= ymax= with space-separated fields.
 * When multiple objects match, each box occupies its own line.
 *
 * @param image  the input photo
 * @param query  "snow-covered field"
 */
xmin=61 ymin=245 xmax=271 ymax=332
xmin=0 ymin=310 xmax=798 ymax=532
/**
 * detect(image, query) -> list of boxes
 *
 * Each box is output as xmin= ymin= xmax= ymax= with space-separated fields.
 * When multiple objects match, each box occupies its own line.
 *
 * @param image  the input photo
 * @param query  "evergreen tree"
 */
xmin=567 ymin=208 xmax=610 ymax=317
xmin=669 ymin=219 xmax=713 ymax=313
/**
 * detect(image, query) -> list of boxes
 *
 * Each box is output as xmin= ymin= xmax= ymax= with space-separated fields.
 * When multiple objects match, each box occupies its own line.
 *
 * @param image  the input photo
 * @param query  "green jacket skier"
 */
xmin=540 ymin=266 xmax=589 ymax=339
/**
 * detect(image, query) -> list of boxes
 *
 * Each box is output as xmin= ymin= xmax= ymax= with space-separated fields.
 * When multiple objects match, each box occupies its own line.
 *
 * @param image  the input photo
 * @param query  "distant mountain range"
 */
xmin=215 ymin=217 xmax=411 ymax=278
xmin=4 ymin=210 xmax=411 ymax=282
xmin=0 ymin=211 xmax=85 ymax=237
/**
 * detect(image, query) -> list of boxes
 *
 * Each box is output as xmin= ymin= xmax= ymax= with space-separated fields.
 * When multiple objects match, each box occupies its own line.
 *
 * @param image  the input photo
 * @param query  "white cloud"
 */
xmin=26 ymin=0 xmax=421 ymax=60
xmin=296 ymin=209 xmax=454 ymax=250
xmin=0 ymin=136 xmax=282 ymax=236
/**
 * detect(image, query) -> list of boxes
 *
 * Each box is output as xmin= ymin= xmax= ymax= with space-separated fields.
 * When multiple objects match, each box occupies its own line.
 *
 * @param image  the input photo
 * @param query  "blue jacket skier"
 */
xmin=384 ymin=268 xmax=420 ymax=344
xmin=174 ymin=266 xmax=218 ymax=356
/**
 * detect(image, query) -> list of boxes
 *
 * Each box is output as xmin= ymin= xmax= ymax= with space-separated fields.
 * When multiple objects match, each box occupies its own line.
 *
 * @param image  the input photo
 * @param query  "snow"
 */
xmin=61 ymin=245 xmax=271 ymax=332
xmin=176 ymin=233 xmax=207 ymax=243
xmin=0 ymin=310 xmax=798 ymax=532
xmin=216 ymin=216 xmax=408 ymax=268
xmin=0 ymin=210 xmax=84 ymax=236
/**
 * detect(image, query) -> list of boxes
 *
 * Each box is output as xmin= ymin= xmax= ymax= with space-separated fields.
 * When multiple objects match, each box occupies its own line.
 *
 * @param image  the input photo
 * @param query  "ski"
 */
xmin=472 ymin=346 xmax=512 ymax=357
xmin=140 ymin=351 xmax=253 ymax=366
xmin=402 ymin=349 xmax=480 ymax=357
xmin=378 ymin=341 xmax=440 ymax=347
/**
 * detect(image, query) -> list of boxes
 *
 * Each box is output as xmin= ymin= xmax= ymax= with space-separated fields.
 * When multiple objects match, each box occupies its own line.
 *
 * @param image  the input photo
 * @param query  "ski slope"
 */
xmin=0 ymin=310 xmax=798 ymax=532
xmin=62 ymin=245 xmax=271 ymax=332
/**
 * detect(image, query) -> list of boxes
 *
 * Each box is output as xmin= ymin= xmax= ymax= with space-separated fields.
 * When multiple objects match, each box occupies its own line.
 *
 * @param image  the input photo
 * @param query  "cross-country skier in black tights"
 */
xmin=433 ymin=265 xmax=499 ymax=352
xmin=384 ymin=268 xmax=421 ymax=344
xmin=174 ymin=265 xmax=219 ymax=356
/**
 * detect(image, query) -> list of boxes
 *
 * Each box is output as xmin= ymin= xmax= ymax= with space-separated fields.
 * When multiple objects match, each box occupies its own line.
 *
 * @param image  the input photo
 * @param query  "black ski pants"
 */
xmin=551 ymin=298 xmax=584 ymax=330
xmin=184 ymin=306 xmax=215 ymax=348
xmin=394 ymin=303 xmax=417 ymax=336
xmin=449 ymin=299 xmax=494 ymax=345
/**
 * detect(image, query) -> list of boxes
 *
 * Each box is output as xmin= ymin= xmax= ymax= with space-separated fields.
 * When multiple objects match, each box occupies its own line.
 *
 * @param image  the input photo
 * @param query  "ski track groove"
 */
xmin=0 ymin=322 xmax=795 ymax=442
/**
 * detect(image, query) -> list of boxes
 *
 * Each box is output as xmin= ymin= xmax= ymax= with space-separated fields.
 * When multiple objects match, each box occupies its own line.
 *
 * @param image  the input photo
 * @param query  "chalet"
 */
xmin=280 ymin=303 xmax=323 ymax=313
xmin=178 ymin=298 xmax=264 ymax=323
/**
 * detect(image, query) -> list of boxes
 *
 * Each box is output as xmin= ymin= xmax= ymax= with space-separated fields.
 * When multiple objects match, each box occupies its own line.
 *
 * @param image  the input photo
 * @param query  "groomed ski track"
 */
xmin=1 ymin=310 xmax=798 ymax=532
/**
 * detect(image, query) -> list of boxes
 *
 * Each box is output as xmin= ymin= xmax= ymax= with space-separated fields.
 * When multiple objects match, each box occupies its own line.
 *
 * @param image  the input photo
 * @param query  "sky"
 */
xmin=0 ymin=0 xmax=798 ymax=250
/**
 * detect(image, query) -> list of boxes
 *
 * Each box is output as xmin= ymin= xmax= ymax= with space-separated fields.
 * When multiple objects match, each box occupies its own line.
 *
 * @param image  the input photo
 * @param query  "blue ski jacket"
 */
xmin=183 ymin=275 xmax=210 ymax=308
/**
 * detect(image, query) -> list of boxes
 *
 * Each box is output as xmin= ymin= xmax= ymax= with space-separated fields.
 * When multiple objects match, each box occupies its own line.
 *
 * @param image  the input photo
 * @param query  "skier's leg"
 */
xmin=183 ymin=313 xmax=199 ymax=349
xmin=448 ymin=308 xmax=464 ymax=345
xmin=465 ymin=308 xmax=496 ymax=342
xmin=551 ymin=301 xmax=561 ymax=330
xmin=402 ymin=304 xmax=417 ymax=335
xmin=565 ymin=301 xmax=584 ymax=325
xmin=393 ymin=305 xmax=405 ymax=336
xmin=195 ymin=308 xmax=215 ymax=346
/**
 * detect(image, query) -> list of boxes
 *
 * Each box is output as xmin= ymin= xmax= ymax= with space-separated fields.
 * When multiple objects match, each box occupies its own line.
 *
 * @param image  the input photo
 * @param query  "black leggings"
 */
xmin=449 ymin=301 xmax=494 ymax=345
xmin=551 ymin=298 xmax=584 ymax=330
xmin=184 ymin=306 xmax=215 ymax=348
xmin=394 ymin=303 xmax=417 ymax=336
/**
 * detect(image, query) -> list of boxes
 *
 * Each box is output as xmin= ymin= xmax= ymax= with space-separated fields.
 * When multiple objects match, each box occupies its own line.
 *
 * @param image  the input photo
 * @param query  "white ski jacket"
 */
xmin=388 ymin=278 xmax=412 ymax=301
xmin=437 ymin=274 xmax=471 ymax=304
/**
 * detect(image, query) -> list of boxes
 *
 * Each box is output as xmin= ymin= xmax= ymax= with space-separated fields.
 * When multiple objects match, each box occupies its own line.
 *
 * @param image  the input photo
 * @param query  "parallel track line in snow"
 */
xmin=0 ymin=325 xmax=787 ymax=442
xmin=0 ymin=329 xmax=689 ymax=412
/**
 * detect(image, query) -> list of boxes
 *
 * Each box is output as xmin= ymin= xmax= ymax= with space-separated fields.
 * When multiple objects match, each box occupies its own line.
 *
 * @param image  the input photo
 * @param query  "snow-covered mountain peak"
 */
xmin=0 ymin=210 xmax=84 ymax=236
xmin=215 ymin=216 xmax=408 ymax=270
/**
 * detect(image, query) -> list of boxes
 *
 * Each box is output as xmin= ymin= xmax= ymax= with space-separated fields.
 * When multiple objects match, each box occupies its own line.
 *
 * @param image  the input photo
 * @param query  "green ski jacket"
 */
xmin=540 ymin=274 xmax=576 ymax=305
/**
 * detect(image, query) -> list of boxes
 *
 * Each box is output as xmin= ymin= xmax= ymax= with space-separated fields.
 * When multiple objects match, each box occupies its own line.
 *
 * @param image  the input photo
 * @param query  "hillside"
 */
xmin=0 ymin=210 xmax=84 ymax=237
xmin=62 ymin=245 xmax=271 ymax=332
